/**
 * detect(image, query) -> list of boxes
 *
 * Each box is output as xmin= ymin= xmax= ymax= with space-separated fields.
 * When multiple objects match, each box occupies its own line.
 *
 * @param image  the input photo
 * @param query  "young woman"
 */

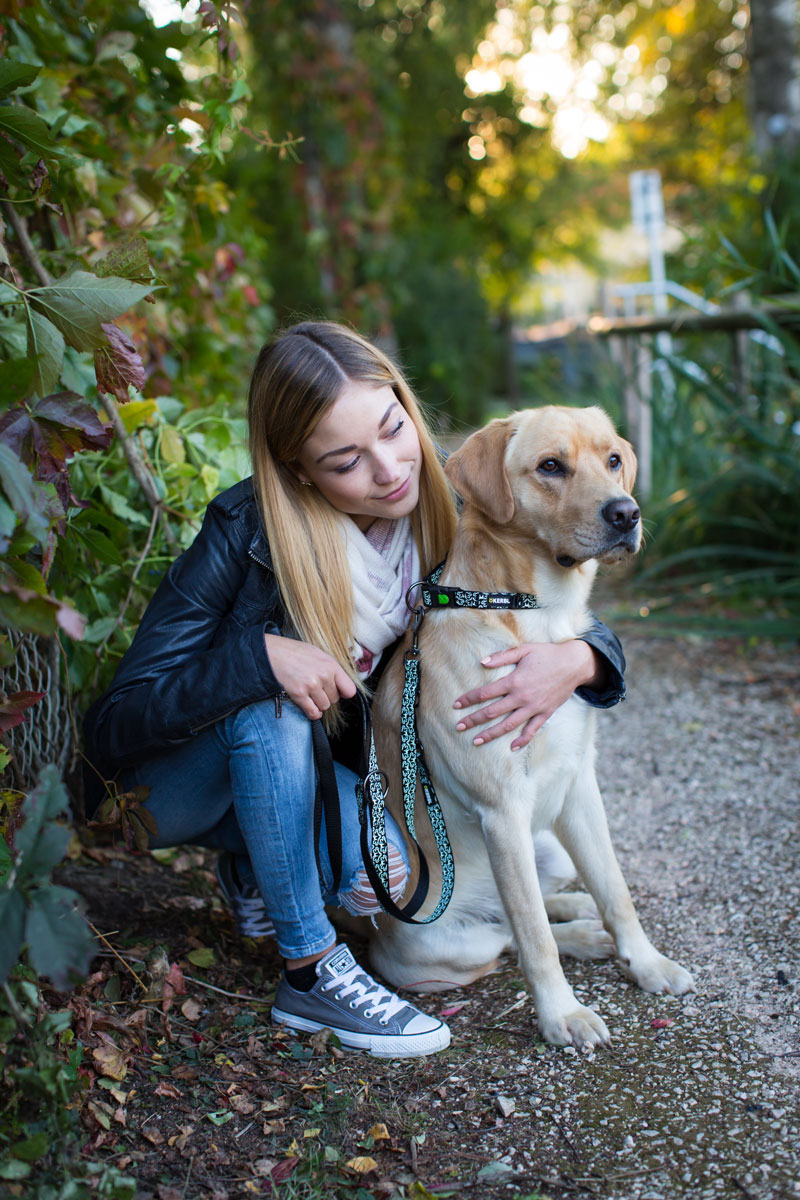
xmin=83 ymin=321 xmax=626 ymax=1058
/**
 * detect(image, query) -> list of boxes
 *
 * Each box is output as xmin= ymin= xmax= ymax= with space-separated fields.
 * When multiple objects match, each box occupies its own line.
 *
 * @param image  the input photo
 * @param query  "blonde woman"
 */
xmin=84 ymin=321 xmax=626 ymax=1058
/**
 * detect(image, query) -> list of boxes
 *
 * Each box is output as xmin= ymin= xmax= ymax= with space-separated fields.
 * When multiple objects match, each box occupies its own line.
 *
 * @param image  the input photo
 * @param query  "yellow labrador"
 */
xmin=369 ymin=406 xmax=694 ymax=1049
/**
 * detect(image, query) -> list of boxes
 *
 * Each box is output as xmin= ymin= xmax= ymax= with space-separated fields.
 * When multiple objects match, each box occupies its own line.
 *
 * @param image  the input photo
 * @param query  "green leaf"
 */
xmin=25 ymin=885 xmax=94 ymax=989
xmin=29 ymin=271 xmax=155 ymax=353
xmin=186 ymin=947 xmax=216 ymax=968
xmin=19 ymin=822 xmax=72 ymax=882
xmin=0 ymin=890 xmax=25 ymax=985
xmin=0 ymin=105 xmax=64 ymax=160
xmin=0 ymin=443 xmax=50 ymax=542
xmin=0 ymin=358 xmax=35 ymax=405
xmin=94 ymin=237 xmax=151 ymax=284
xmin=26 ymin=308 xmax=65 ymax=397
xmin=205 ymin=1110 xmax=233 ymax=1126
xmin=13 ymin=765 xmax=71 ymax=864
xmin=10 ymin=1131 xmax=49 ymax=1163
xmin=0 ymin=1159 xmax=31 ymax=1180
xmin=0 ymin=62 xmax=40 ymax=102
xmin=71 ymin=524 xmax=124 ymax=566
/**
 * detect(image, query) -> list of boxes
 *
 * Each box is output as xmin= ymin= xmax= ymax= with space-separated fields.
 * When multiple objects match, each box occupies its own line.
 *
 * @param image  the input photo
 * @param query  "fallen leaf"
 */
xmin=303 ymin=1128 xmax=321 ymax=1139
xmin=171 ymin=1063 xmax=197 ymax=1081
xmin=346 ymin=1156 xmax=379 ymax=1174
xmin=368 ymin=1123 xmax=391 ymax=1141
xmin=308 ymin=1027 xmax=331 ymax=1054
xmin=229 ymin=1095 xmax=256 ymax=1115
xmin=651 ymin=1017 xmax=674 ymax=1029
xmin=181 ymin=997 xmax=202 ymax=1022
xmin=269 ymin=1158 xmax=299 ymax=1185
xmin=92 ymin=1036 xmax=129 ymax=1082
xmin=141 ymin=1126 xmax=164 ymax=1146
xmin=252 ymin=1158 xmax=278 ymax=1177
xmin=205 ymin=1111 xmax=233 ymax=1126
xmin=477 ymin=1160 xmax=514 ymax=1180
xmin=156 ymin=1187 xmax=182 ymax=1200
xmin=154 ymin=1081 xmax=182 ymax=1100
xmin=438 ymin=1003 xmax=467 ymax=1017
xmin=186 ymin=946 xmax=216 ymax=968
xmin=168 ymin=1126 xmax=194 ymax=1150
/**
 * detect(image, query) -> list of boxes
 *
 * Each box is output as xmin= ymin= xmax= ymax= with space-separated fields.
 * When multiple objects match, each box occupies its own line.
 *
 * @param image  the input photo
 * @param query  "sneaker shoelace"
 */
xmin=321 ymin=965 xmax=408 ymax=1025
xmin=234 ymin=889 xmax=275 ymax=935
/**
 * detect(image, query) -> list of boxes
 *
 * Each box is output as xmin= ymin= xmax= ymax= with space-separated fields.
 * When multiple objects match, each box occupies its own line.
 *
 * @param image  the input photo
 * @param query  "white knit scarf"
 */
xmin=339 ymin=514 xmax=420 ymax=678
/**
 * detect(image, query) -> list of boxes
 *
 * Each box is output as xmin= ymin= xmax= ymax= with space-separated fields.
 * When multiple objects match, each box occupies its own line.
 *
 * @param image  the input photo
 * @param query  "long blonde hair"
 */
xmin=248 ymin=321 xmax=458 ymax=716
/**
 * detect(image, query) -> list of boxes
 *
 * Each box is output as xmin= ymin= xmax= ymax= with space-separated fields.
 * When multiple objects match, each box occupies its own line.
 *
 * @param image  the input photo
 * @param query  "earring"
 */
xmin=300 ymin=480 xmax=313 ymax=487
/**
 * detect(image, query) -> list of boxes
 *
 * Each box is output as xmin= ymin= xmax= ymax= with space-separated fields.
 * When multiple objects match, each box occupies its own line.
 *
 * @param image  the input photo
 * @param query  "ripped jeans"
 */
xmin=120 ymin=697 xmax=409 ymax=960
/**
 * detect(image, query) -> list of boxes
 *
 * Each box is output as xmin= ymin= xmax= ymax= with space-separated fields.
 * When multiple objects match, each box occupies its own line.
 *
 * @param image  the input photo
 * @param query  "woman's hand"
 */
xmin=453 ymin=641 xmax=601 ymax=751
xmin=265 ymin=634 xmax=356 ymax=721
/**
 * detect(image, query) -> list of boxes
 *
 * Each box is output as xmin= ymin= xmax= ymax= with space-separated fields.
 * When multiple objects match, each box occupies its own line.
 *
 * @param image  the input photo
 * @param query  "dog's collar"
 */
xmin=408 ymin=560 xmax=541 ymax=614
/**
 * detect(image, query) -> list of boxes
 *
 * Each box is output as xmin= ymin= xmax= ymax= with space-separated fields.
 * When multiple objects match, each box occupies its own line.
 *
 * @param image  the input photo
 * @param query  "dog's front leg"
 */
xmin=479 ymin=805 xmax=610 ymax=1050
xmin=555 ymin=777 xmax=695 ymax=996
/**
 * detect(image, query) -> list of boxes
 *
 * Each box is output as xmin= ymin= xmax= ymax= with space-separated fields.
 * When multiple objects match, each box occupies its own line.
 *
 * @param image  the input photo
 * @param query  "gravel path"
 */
xmin=561 ymin=632 xmax=800 ymax=1200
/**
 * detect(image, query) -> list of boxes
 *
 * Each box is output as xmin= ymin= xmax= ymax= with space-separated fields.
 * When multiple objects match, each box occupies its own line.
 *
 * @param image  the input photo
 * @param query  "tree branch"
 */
xmin=1 ymin=200 xmax=52 ymax=285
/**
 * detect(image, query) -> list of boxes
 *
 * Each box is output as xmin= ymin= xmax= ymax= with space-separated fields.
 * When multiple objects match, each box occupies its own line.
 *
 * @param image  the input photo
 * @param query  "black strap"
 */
xmin=311 ymin=718 xmax=342 ymax=895
xmin=353 ymin=692 xmax=449 ymax=925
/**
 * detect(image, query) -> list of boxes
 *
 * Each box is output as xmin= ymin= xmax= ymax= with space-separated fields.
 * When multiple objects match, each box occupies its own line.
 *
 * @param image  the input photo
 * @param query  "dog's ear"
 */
xmin=445 ymin=417 xmax=515 ymax=524
xmin=619 ymin=437 xmax=638 ymax=494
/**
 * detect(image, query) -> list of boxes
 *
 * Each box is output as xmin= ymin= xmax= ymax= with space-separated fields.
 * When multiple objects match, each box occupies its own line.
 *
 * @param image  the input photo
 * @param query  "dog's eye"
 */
xmin=609 ymin=454 xmax=622 ymax=471
xmin=538 ymin=458 xmax=563 ymax=475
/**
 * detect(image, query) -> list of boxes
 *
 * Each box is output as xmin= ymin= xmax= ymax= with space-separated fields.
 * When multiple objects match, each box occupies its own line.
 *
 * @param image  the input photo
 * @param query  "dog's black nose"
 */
xmin=602 ymin=497 xmax=640 ymax=533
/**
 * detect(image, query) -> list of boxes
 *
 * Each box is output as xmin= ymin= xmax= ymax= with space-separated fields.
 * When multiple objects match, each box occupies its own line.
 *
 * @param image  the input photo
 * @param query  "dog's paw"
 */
xmin=621 ymin=952 xmax=695 ymax=996
xmin=544 ymin=891 xmax=600 ymax=923
xmin=550 ymin=918 xmax=615 ymax=961
xmin=539 ymin=1004 xmax=611 ymax=1050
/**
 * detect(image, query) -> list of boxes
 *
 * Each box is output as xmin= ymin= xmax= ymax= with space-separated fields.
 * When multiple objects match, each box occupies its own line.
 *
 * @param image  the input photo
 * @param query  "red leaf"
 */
xmin=0 ymin=690 xmax=46 ymax=732
xmin=0 ymin=394 xmax=113 ymax=513
xmin=94 ymin=322 xmax=146 ymax=402
xmin=650 ymin=1018 xmax=674 ymax=1029
xmin=270 ymin=1158 xmax=300 ymax=1185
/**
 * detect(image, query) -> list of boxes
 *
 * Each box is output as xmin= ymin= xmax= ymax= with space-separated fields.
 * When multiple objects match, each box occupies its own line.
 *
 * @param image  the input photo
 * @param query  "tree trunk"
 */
xmin=748 ymin=0 xmax=800 ymax=157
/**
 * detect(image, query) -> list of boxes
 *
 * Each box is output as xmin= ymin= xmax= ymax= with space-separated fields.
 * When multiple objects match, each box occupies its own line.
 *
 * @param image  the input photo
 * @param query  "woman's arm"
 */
xmin=452 ymin=618 xmax=626 ymax=751
xmin=84 ymin=503 xmax=283 ymax=769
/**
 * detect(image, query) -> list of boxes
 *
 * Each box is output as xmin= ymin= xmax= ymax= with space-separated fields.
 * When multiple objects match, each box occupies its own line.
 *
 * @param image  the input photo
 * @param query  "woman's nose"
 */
xmin=372 ymin=450 xmax=401 ymax=484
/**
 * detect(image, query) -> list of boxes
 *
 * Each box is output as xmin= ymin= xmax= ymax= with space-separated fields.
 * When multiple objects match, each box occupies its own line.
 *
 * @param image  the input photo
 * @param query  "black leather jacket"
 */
xmin=83 ymin=477 xmax=627 ymax=813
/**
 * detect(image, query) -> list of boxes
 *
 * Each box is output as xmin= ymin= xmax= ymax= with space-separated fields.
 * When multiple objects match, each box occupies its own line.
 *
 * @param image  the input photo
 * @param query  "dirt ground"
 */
xmin=50 ymin=631 xmax=800 ymax=1200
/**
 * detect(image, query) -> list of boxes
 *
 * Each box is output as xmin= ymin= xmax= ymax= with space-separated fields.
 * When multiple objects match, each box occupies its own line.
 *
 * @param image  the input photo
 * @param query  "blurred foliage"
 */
xmin=0 ymin=0 xmax=276 ymax=707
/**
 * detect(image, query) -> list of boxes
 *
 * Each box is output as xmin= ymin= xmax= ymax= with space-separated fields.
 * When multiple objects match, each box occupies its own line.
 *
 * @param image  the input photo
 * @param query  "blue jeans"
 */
xmin=121 ymin=698 xmax=408 ymax=959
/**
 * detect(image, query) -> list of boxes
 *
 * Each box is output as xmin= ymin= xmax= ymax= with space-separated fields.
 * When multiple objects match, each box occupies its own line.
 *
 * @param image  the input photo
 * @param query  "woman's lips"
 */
xmin=378 ymin=474 xmax=412 ymax=503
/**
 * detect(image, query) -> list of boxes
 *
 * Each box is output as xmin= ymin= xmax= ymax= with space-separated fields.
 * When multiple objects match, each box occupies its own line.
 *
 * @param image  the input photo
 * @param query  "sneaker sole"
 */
xmin=271 ymin=1007 xmax=451 ymax=1058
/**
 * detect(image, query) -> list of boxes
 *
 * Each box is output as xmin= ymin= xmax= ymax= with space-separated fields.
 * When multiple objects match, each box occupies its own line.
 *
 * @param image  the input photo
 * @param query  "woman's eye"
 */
xmin=609 ymin=454 xmax=622 ymax=470
xmin=335 ymin=457 xmax=360 ymax=475
xmin=387 ymin=418 xmax=404 ymax=438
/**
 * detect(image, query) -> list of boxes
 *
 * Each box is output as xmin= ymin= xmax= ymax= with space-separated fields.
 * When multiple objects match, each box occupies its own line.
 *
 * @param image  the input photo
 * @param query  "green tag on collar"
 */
xmin=438 ymin=593 xmax=449 ymax=604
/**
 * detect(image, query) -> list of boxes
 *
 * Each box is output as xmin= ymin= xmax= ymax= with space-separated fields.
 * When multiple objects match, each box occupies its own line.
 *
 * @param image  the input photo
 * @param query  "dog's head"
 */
xmin=445 ymin=406 xmax=641 ymax=567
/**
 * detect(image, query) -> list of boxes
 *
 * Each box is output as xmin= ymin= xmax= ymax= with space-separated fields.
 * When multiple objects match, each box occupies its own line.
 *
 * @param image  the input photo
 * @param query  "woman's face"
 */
xmin=295 ymin=379 xmax=422 ymax=532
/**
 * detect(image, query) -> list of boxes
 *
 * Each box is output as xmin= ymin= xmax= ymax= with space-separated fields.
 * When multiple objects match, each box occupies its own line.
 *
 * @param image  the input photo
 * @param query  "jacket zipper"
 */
xmin=190 ymin=708 xmax=238 ymax=735
xmin=248 ymin=547 xmax=273 ymax=571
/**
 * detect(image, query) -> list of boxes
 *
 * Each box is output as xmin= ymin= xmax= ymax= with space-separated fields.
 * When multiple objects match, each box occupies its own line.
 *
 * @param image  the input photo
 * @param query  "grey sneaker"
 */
xmin=216 ymin=852 xmax=276 ymax=939
xmin=272 ymin=944 xmax=451 ymax=1058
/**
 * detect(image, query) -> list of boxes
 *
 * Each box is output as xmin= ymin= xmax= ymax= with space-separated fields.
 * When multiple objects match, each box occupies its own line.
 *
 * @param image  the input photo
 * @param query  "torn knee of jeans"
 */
xmin=341 ymin=843 xmax=408 ymax=916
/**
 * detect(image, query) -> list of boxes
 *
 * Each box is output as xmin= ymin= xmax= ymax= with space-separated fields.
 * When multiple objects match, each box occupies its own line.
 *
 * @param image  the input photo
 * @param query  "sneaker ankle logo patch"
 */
xmin=325 ymin=947 xmax=356 ymax=976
